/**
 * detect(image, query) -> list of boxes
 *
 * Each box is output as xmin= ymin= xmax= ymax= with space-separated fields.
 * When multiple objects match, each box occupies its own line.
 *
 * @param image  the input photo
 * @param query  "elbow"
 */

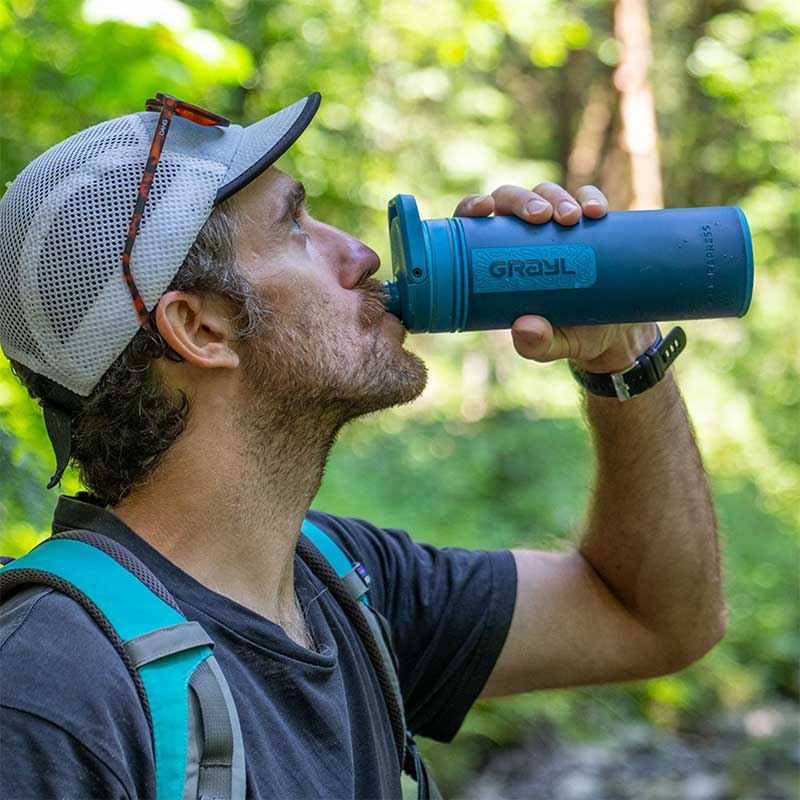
xmin=660 ymin=606 xmax=729 ymax=674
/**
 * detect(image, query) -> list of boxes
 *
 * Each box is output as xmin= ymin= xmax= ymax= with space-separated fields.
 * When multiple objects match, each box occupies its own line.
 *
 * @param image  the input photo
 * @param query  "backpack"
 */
xmin=0 ymin=518 xmax=442 ymax=800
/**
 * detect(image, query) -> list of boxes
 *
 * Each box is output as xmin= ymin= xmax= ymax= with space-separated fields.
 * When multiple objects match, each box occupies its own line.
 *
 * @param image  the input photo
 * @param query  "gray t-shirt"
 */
xmin=0 ymin=494 xmax=516 ymax=799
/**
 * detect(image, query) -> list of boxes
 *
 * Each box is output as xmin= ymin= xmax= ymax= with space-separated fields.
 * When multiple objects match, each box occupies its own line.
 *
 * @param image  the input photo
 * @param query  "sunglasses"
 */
xmin=121 ymin=93 xmax=230 ymax=328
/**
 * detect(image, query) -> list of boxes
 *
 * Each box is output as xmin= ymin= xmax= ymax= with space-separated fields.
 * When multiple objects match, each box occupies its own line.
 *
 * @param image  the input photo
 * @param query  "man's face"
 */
xmin=230 ymin=166 xmax=427 ymax=426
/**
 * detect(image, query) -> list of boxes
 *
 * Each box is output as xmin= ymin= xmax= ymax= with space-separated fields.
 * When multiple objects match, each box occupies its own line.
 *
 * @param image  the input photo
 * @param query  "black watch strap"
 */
xmin=568 ymin=325 xmax=687 ymax=401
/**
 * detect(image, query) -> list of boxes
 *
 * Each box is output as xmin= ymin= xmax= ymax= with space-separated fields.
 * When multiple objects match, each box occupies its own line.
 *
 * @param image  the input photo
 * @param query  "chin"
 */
xmin=240 ymin=315 xmax=428 ymax=423
xmin=350 ymin=348 xmax=428 ymax=416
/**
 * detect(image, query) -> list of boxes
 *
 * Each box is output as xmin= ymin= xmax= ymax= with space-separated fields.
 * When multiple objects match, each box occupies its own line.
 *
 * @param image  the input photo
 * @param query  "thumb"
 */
xmin=511 ymin=316 xmax=570 ymax=362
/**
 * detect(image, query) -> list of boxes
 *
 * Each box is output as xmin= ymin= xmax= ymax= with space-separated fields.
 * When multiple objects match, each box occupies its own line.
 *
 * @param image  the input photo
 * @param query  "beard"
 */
xmin=238 ymin=277 xmax=428 ymax=435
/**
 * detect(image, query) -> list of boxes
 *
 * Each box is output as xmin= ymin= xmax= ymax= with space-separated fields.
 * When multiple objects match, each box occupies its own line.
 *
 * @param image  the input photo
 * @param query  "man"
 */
xmin=0 ymin=91 xmax=725 ymax=798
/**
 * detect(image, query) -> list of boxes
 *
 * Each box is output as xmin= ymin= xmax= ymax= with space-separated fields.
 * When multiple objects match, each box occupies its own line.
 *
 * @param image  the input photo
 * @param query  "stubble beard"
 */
xmin=239 ymin=278 xmax=428 ymax=438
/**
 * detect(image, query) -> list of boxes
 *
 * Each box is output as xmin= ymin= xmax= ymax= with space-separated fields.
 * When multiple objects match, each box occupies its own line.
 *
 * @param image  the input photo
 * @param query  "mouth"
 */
xmin=358 ymin=277 xmax=394 ymax=330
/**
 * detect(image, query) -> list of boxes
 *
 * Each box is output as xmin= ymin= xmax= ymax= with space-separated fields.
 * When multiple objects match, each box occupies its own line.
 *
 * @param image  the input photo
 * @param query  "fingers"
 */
xmin=488 ymin=185 xmax=554 ymax=223
xmin=453 ymin=193 xmax=496 ymax=217
xmin=454 ymin=183 xmax=609 ymax=224
xmin=574 ymin=184 xmax=608 ymax=219
xmin=529 ymin=182 xmax=582 ymax=225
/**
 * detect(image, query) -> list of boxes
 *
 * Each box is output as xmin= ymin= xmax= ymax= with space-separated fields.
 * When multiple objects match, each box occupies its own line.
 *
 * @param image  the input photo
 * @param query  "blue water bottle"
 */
xmin=382 ymin=195 xmax=754 ymax=332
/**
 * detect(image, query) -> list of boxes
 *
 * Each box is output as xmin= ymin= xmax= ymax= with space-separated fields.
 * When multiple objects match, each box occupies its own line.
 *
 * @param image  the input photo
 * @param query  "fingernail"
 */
xmin=584 ymin=199 xmax=604 ymax=212
xmin=469 ymin=194 xmax=489 ymax=208
xmin=557 ymin=200 xmax=580 ymax=217
xmin=526 ymin=200 xmax=550 ymax=216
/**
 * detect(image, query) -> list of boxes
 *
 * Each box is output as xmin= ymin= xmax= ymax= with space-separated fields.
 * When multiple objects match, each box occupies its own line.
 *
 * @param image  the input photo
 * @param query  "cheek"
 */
xmin=245 ymin=244 xmax=362 ymax=328
xmin=262 ymin=264 xmax=350 ymax=330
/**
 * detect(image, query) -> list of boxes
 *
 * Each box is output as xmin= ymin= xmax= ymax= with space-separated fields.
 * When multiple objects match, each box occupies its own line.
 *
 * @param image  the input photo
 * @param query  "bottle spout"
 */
xmin=383 ymin=280 xmax=401 ymax=318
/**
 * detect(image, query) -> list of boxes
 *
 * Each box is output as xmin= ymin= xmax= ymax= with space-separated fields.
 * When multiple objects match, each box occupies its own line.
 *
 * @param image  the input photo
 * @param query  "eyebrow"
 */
xmin=278 ymin=180 xmax=306 ymax=225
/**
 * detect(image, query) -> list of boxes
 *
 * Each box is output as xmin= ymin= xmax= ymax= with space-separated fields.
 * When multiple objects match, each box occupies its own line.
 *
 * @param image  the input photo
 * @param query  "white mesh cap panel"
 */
xmin=1 ymin=114 xmax=225 ymax=396
xmin=0 ymin=117 xmax=141 ymax=371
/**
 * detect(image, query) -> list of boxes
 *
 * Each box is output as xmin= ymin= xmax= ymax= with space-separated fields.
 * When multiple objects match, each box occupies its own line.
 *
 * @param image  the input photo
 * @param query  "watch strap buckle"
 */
xmin=568 ymin=325 xmax=686 ymax=401
xmin=610 ymin=371 xmax=633 ymax=402
xmin=607 ymin=325 xmax=686 ymax=402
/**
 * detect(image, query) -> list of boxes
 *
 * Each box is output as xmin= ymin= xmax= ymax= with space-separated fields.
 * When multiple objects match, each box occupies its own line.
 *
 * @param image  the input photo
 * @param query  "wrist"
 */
xmin=571 ymin=323 xmax=660 ymax=374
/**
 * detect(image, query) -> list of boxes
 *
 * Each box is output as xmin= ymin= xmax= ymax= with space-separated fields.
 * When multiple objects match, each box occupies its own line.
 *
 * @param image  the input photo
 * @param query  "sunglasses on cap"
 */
xmin=121 ymin=93 xmax=230 ymax=328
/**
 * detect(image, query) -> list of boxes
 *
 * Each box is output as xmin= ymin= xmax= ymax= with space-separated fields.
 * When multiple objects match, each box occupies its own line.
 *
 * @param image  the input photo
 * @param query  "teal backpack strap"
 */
xmin=0 ymin=534 xmax=245 ymax=800
xmin=301 ymin=518 xmax=372 ymax=606
xmin=298 ymin=518 xmax=442 ymax=800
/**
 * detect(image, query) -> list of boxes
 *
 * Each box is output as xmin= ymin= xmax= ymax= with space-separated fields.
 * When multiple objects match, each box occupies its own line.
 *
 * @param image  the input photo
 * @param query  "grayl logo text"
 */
xmin=488 ymin=258 xmax=576 ymax=278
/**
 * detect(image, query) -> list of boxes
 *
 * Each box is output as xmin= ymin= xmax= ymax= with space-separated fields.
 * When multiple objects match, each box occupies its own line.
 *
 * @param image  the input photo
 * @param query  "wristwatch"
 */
xmin=568 ymin=325 xmax=687 ymax=401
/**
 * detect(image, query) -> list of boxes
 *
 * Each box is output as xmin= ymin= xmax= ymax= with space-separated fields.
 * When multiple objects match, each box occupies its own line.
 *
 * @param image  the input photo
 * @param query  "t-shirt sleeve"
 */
xmin=0 ymin=706 xmax=133 ymax=799
xmin=307 ymin=511 xmax=518 ymax=742
xmin=0 ymin=588 xmax=155 ymax=799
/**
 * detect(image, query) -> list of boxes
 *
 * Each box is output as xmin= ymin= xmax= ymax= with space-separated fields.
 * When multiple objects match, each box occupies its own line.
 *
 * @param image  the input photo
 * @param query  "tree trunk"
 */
xmin=610 ymin=0 xmax=663 ymax=209
xmin=566 ymin=80 xmax=615 ymax=193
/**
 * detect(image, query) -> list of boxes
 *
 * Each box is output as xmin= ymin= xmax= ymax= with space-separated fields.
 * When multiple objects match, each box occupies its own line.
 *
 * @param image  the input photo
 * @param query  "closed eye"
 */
xmin=282 ymin=181 xmax=308 ymax=234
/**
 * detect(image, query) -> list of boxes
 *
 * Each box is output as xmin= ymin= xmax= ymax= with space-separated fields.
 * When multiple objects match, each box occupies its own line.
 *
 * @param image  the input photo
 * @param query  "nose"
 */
xmin=319 ymin=223 xmax=381 ymax=289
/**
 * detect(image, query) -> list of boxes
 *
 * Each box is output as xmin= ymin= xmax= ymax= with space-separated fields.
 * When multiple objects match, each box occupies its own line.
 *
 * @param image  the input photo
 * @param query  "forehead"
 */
xmin=227 ymin=166 xmax=298 ymax=267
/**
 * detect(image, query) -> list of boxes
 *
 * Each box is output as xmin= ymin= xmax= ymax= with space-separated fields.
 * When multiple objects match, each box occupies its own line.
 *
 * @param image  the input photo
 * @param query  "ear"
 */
xmin=155 ymin=291 xmax=240 ymax=369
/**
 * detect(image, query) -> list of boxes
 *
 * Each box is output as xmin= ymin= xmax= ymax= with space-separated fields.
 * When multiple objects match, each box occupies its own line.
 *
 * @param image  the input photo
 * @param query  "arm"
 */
xmin=453 ymin=183 xmax=727 ymax=697
xmin=579 ymin=370 xmax=725 ymax=668
xmin=483 ymin=372 xmax=726 ymax=696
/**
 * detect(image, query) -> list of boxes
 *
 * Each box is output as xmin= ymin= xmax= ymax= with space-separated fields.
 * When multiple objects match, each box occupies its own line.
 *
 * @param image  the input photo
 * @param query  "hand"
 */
xmin=453 ymin=182 xmax=659 ymax=373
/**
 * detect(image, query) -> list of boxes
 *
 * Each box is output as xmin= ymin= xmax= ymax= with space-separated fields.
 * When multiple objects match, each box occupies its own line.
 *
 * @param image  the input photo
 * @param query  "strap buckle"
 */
xmin=609 ymin=326 xmax=662 ymax=402
xmin=609 ymin=326 xmax=686 ymax=402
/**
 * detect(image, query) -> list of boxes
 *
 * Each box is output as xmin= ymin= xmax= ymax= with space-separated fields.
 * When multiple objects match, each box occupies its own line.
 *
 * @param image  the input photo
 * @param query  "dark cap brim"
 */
xmin=214 ymin=91 xmax=321 ymax=206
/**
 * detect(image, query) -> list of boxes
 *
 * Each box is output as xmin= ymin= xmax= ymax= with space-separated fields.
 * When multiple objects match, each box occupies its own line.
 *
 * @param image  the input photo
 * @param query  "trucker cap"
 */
xmin=0 ymin=91 xmax=321 ymax=400
xmin=0 ymin=91 xmax=321 ymax=487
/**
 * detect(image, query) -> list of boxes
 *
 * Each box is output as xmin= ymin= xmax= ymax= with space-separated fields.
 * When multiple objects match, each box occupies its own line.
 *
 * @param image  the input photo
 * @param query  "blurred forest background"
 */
xmin=1 ymin=0 xmax=798 ymax=797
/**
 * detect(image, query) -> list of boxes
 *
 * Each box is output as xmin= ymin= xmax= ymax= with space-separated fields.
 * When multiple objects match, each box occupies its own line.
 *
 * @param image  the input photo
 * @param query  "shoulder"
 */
xmin=305 ymin=511 xmax=519 ymax=741
xmin=0 ymin=584 xmax=154 ymax=792
xmin=304 ymin=509 xmax=517 ymax=620
xmin=305 ymin=508 xmax=422 ymax=561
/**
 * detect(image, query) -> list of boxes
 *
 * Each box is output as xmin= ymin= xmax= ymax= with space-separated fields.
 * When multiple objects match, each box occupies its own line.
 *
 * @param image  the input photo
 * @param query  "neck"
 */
xmin=114 ymin=399 xmax=341 ymax=648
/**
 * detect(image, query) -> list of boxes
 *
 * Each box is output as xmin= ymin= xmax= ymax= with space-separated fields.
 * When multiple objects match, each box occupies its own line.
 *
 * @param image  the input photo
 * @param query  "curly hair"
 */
xmin=11 ymin=201 xmax=266 ymax=507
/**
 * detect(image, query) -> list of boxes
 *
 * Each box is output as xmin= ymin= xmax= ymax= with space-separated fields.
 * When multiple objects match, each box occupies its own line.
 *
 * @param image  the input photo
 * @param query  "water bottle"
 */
xmin=382 ymin=194 xmax=753 ymax=332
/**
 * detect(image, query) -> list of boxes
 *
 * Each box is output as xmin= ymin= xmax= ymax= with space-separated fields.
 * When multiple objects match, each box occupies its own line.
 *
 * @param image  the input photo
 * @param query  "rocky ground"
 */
xmin=458 ymin=703 xmax=798 ymax=800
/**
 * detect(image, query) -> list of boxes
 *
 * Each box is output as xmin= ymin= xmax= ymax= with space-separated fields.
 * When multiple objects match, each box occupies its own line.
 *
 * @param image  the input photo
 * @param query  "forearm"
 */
xmin=578 ymin=372 xmax=727 ymax=662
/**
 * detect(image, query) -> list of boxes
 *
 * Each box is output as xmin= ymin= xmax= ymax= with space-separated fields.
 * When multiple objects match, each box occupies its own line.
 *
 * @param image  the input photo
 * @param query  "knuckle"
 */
xmin=454 ymin=196 xmax=478 ymax=214
xmin=533 ymin=181 xmax=562 ymax=194
xmin=567 ymin=330 xmax=584 ymax=359
xmin=491 ymin=184 xmax=517 ymax=197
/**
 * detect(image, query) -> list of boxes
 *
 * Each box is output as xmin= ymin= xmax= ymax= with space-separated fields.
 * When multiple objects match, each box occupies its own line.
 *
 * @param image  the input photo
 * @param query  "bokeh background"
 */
xmin=1 ymin=0 xmax=798 ymax=797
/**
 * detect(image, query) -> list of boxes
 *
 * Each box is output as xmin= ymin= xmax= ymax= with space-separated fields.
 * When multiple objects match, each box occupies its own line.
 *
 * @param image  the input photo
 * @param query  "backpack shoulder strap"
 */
xmin=298 ymin=518 xmax=442 ymax=800
xmin=301 ymin=518 xmax=373 ymax=605
xmin=0 ymin=534 xmax=245 ymax=800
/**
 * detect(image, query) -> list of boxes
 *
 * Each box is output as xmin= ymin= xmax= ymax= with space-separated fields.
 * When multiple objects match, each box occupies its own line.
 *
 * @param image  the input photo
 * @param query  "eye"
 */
xmin=290 ymin=207 xmax=310 ymax=238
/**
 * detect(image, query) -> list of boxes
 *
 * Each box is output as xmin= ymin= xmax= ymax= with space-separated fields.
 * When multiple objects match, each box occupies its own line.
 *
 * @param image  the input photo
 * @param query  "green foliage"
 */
xmin=1 ymin=0 xmax=797 ymax=792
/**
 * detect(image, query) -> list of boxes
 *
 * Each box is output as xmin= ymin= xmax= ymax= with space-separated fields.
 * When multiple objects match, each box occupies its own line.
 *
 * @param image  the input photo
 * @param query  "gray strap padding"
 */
xmin=341 ymin=566 xmax=369 ymax=602
xmin=415 ymin=753 xmax=443 ymax=800
xmin=185 ymin=689 xmax=202 ymax=800
xmin=187 ymin=656 xmax=246 ymax=800
xmin=123 ymin=621 xmax=214 ymax=669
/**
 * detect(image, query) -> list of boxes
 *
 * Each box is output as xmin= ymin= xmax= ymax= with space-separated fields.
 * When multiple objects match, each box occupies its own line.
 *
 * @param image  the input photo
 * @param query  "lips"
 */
xmin=358 ymin=278 xmax=391 ymax=330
